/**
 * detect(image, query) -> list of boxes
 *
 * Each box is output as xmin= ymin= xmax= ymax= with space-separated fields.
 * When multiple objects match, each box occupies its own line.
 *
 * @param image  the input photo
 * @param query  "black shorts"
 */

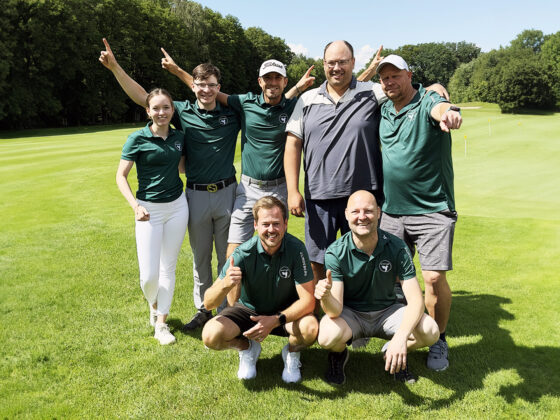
xmin=219 ymin=304 xmax=288 ymax=337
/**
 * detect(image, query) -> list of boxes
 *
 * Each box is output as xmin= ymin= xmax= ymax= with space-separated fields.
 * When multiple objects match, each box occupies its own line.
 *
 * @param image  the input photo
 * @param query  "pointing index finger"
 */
xmin=161 ymin=47 xmax=171 ymax=59
xmin=102 ymin=38 xmax=112 ymax=53
xmin=305 ymin=65 xmax=314 ymax=77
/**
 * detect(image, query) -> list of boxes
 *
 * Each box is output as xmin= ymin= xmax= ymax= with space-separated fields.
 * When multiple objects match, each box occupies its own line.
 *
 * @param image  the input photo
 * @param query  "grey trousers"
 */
xmin=186 ymin=182 xmax=236 ymax=310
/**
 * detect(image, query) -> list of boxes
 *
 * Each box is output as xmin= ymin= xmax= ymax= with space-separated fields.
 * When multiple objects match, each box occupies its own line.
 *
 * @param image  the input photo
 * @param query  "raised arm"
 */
xmin=203 ymin=256 xmax=242 ymax=310
xmin=285 ymin=65 xmax=316 ymax=99
xmin=315 ymin=270 xmax=344 ymax=318
xmin=161 ymin=47 xmax=229 ymax=106
xmin=99 ymin=38 xmax=148 ymax=107
xmin=357 ymin=45 xmax=384 ymax=82
xmin=284 ymin=134 xmax=305 ymax=217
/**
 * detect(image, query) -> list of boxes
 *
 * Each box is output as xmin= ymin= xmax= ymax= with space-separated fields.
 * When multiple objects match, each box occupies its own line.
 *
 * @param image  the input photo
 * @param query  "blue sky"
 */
xmin=199 ymin=0 xmax=559 ymax=70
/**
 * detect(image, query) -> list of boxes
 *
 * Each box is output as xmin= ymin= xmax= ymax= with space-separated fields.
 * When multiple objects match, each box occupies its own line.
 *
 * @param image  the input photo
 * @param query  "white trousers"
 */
xmin=135 ymin=193 xmax=188 ymax=316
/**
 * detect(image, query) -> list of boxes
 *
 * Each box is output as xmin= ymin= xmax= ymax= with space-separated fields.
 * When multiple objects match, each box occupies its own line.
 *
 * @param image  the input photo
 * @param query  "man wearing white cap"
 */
xmin=376 ymin=54 xmax=462 ymax=372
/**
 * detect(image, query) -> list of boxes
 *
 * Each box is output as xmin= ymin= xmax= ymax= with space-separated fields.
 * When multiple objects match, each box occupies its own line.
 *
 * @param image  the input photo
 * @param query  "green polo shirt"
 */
xmin=172 ymin=100 xmax=240 ymax=183
xmin=228 ymin=93 xmax=297 ymax=180
xmin=324 ymin=229 xmax=416 ymax=312
xmin=380 ymin=84 xmax=455 ymax=215
xmin=219 ymin=232 xmax=313 ymax=315
xmin=121 ymin=123 xmax=184 ymax=202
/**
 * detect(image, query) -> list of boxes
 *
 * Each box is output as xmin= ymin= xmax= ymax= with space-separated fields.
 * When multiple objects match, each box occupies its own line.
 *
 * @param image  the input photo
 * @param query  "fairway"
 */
xmin=1 ymin=106 xmax=559 ymax=419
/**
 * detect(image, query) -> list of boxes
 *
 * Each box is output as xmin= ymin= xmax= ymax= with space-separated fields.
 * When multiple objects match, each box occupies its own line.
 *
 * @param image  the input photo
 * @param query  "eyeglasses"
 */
xmin=324 ymin=59 xmax=352 ymax=69
xmin=193 ymin=82 xmax=219 ymax=89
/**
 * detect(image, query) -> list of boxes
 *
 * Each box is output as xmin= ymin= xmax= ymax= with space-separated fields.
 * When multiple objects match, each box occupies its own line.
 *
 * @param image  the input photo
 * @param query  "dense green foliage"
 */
xmin=359 ymin=41 xmax=481 ymax=87
xmin=0 ymin=0 xmax=300 ymax=129
xmin=2 ymin=107 xmax=560 ymax=417
xmin=449 ymin=29 xmax=560 ymax=112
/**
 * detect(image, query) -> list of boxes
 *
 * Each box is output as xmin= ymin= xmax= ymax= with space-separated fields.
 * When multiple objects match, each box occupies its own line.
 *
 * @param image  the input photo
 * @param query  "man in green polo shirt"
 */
xmin=201 ymin=196 xmax=317 ymax=383
xmin=315 ymin=191 xmax=439 ymax=385
xmin=160 ymin=51 xmax=314 ymax=258
xmin=377 ymin=55 xmax=462 ymax=372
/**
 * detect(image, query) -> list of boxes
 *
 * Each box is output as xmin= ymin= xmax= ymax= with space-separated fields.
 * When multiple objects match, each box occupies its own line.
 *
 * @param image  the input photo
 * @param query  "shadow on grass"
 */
xmin=240 ymin=291 xmax=560 ymax=406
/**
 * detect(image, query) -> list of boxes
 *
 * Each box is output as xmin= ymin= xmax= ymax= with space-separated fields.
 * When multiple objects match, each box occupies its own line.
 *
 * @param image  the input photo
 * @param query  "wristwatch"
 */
xmin=277 ymin=312 xmax=287 ymax=326
xmin=447 ymin=105 xmax=461 ymax=114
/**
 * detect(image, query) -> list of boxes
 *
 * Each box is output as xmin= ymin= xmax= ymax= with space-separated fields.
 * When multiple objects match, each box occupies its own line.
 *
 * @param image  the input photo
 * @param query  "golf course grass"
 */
xmin=1 ymin=104 xmax=559 ymax=418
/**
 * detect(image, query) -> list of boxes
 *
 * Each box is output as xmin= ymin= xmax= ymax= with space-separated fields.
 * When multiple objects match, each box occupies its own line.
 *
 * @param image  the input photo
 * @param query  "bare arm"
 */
xmin=161 ymin=47 xmax=229 ymax=106
xmin=315 ymin=270 xmax=344 ymax=318
xmin=116 ymin=159 xmax=149 ymax=221
xmin=430 ymin=103 xmax=462 ymax=132
xmin=357 ymin=45 xmax=384 ymax=82
xmin=99 ymin=38 xmax=148 ymax=107
xmin=203 ymin=257 xmax=241 ymax=310
xmin=284 ymin=134 xmax=305 ymax=217
xmin=285 ymin=65 xmax=316 ymax=99
xmin=384 ymin=277 xmax=424 ymax=373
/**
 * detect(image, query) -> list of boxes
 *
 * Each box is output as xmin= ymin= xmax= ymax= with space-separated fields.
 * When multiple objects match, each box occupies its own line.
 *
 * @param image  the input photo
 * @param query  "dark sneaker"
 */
xmin=325 ymin=348 xmax=349 ymax=385
xmin=182 ymin=310 xmax=213 ymax=331
xmin=427 ymin=339 xmax=449 ymax=371
xmin=393 ymin=364 xmax=417 ymax=384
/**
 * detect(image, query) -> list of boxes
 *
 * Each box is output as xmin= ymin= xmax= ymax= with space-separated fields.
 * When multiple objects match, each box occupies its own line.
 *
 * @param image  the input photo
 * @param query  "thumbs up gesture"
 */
xmin=225 ymin=256 xmax=242 ymax=288
xmin=314 ymin=269 xmax=333 ymax=300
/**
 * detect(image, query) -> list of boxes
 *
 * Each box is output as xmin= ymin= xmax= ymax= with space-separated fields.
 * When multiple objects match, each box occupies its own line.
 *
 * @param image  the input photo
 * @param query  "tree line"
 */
xmin=1 ymin=0 xmax=558 ymax=129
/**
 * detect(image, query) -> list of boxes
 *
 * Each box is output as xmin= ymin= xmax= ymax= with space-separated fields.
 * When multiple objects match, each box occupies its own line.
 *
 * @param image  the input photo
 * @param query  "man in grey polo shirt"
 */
xmin=161 ymin=51 xmax=314 ymax=259
xmin=285 ymin=40 xmax=386 ymax=288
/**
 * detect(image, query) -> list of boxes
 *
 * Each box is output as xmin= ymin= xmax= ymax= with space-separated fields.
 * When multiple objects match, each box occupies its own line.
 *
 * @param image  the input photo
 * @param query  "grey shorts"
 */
xmin=380 ymin=210 xmax=458 ymax=271
xmin=340 ymin=304 xmax=406 ymax=342
xmin=227 ymin=175 xmax=287 ymax=244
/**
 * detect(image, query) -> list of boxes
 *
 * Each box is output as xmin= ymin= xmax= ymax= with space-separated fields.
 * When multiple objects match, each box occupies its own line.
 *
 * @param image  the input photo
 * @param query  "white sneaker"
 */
xmin=149 ymin=305 xmax=157 ymax=327
xmin=281 ymin=344 xmax=302 ymax=383
xmin=154 ymin=323 xmax=176 ymax=345
xmin=237 ymin=340 xmax=261 ymax=380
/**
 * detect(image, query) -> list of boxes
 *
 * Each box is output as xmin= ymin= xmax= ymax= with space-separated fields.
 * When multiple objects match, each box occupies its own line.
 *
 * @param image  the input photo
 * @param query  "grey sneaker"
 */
xmin=182 ymin=310 xmax=213 ymax=331
xmin=237 ymin=339 xmax=261 ymax=380
xmin=281 ymin=344 xmax=302 ymax=383
xmin=154 ymin=323 xmax=176 ymax=345
xmin=427 ymin=339 xmax=449 ymax=371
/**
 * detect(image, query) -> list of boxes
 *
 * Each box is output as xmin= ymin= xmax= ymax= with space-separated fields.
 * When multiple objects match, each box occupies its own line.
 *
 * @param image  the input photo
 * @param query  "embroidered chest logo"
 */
xmin=219 ymin=116 xmax=228 ymax=126
xmin=406 ymin=110 xmax=418 ymax=121
xmin=279 ymin=113 xmax=288 ymax=124
xmin=174 ymin=141 xmax=183 ymax=151
xmin=279 ymin=266 xmax=291 ymax=279
xmin=379 ymin=260 xmax=392 ymax=273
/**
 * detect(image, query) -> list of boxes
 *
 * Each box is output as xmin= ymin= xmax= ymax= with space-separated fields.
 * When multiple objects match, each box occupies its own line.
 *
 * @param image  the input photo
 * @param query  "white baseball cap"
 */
xmin=259 ymin=59 xmax=287 ymax=77
xmin=377 ymin=54 xmax=410 ymax=73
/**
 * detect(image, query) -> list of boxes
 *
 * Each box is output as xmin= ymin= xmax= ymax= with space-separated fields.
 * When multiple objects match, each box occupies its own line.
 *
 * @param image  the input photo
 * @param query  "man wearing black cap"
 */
xmin=377 ymin=54 xmax=462 ymax=371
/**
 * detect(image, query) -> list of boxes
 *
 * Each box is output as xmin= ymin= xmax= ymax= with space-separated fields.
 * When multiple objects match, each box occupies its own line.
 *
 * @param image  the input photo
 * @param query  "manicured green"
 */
xmin=1 ymin=106 xmax=559 ymax=419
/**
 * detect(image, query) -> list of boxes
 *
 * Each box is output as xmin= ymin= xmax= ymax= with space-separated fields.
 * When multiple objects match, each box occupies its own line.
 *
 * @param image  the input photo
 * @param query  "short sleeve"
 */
xmin=292 ymin=243 xmax=313 ymax=285
xmin=121 ymin=134 xmax=140 ymax=161
xmin=397 ymin=246 xmax=416 ymax=281
xmin=285 ymin=96 xmax=305 ymax=138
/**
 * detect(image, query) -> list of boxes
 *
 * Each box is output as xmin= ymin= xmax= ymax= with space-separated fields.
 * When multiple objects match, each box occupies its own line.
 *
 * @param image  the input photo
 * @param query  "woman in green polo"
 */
xmin=116 ymin=88 xmax=188 ymax=345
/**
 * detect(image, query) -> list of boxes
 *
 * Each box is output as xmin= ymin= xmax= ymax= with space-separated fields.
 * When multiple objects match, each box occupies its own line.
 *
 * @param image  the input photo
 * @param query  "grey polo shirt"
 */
xmin=286 ymin=77 xmax=387 ymax=200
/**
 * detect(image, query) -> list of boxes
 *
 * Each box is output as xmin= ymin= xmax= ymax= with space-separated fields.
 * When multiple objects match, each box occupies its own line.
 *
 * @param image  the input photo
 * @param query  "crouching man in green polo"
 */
xmin=202 ymin=196 xmax=318 ymax=383
xmin=315 ymin=191 xmax=439 ymax=385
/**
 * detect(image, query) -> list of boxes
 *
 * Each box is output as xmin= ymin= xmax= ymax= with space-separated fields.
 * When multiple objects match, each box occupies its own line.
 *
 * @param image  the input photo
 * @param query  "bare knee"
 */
xmin=423 ymin=270 xmax=445 ymax=286
xmin=317 ymin=317 xmax=346 ymax=350
xmin=414 ymin=314 xmax=440 ymax=347
xmin=201 ymin=320 xmax=225 ymax=350
xmin=300 ymin=316 xmax=319 ymax=345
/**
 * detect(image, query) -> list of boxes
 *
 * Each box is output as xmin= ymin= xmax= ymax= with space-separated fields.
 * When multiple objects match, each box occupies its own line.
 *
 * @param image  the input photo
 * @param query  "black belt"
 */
xmin=186 ymin=176 xmax=236 ymax=192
